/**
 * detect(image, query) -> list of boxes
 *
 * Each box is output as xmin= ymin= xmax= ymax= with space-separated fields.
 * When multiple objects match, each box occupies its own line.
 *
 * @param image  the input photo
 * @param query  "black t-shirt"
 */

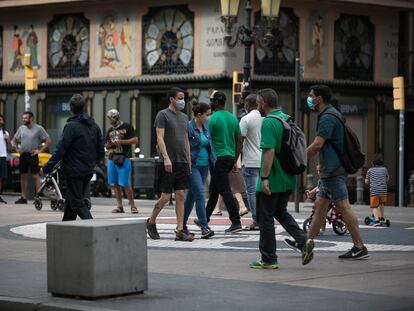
xmin=106 ymin=122 xmax=136 ymax=158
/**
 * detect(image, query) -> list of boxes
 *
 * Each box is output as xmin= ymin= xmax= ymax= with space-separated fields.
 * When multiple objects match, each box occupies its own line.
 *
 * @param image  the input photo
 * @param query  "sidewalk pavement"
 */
xmin=0 ymin=194 xmax=414 ymax=311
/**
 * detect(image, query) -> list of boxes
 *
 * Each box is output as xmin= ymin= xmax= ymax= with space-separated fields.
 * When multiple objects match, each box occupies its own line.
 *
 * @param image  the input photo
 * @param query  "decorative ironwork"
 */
xmin=334 ymin=14 xmax=374 ymax=81
xmin=142 ymin=5 xmax=194 ymax=75
xmin=254 ymin=8 xmax=299 ymax=76
xmin=47 ymin=13 xmax=89 ymax=78
xmin=0 ymin=26 xmax=2 ymax=80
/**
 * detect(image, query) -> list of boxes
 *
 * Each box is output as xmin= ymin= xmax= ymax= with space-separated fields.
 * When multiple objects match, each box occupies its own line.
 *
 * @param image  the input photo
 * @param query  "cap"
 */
xmin=210 ymin=90 xmax=226 ymax=102
xmin=107 ymin=109 xmax=120 ymax=119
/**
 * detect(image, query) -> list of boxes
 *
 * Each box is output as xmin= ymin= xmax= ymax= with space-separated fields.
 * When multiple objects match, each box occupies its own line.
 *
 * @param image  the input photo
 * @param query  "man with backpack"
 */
xmin=250 ymin=88 xmax=311 ymax=269
xmin=304 ymin=84 xmax=368 ymax=261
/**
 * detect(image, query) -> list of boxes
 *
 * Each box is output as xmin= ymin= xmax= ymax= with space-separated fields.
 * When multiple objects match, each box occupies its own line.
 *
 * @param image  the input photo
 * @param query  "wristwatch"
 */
xmin=261 ymin=176 xmax=269 ymax=180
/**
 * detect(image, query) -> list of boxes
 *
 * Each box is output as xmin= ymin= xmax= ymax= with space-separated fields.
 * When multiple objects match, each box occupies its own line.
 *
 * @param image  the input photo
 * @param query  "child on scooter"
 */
xmin=365 ymin=154 xmax=389 ymax=226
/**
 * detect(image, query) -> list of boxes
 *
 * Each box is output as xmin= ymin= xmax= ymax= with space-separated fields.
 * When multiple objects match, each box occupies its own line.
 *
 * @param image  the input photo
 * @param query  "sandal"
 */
xmin=112 ymin=207 xmax=125 ymax=213
xmin=239 ymin=210 xmax=249 ymax=217
xmin=131 ymin=206 xmax=138 ymax=214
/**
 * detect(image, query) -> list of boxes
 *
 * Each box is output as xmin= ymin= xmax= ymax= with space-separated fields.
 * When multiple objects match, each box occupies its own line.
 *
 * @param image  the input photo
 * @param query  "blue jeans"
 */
xmin=184 ymin=166 xmax=209 ymax=229
xmin=242 ymin=166 xmax=260 ymax=223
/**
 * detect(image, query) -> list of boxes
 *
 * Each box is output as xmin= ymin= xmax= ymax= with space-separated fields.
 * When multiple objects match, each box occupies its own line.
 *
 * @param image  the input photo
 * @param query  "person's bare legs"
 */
xmin=124 ymin=186 xmax=136 ymax=208
xmin=32 ymin=174 xmax=41 ymax=192
xmin=149 ymin=192 xmax=171 ymax=224
xmin=213 ymin=195 xmax=223 ymax=215
xmin=335 ymin=199 xmax=364 ymax=249
xmin=235 ymin=192 xmax=248 ymax=214
xmin=20 ymin=173 xmax=28 ymax=199
xmin=379 ymin=203 xmax=385 ymax=219
xmin=175 ymin=190 xmax=185 ymax=231
xmin=308 ymin=196 xmax=330 ymax=239
xmin=113 ymin=185 xmax=123 ymax=208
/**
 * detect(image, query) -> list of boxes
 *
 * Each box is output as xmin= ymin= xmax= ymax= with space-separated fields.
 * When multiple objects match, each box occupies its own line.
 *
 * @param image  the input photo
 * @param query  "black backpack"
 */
xmin=266 ymin=115 xmax=307 ymax=175
xmin=323 ymin=112 xmax=365 ymax=174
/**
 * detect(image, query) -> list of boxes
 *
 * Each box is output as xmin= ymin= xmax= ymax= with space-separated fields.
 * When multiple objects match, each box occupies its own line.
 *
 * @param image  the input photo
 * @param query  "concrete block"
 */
xmin=47 ymin=219 xmax=147 ymax=298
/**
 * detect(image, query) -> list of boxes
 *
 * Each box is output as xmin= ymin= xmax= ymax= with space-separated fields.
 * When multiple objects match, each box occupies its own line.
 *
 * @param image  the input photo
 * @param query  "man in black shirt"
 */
xmin=106 ymin=109 xmax=139 ymax=214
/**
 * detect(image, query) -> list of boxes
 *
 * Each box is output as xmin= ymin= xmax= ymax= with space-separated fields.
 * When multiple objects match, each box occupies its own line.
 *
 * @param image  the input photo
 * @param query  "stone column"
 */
xmin=128 ymin=90 xmax=140 ymax=136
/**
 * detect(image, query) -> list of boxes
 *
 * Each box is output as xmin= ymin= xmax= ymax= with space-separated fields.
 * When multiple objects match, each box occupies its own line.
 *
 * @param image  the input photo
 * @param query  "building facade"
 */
xmin=0 ymin=0 xmax=413 ymax=204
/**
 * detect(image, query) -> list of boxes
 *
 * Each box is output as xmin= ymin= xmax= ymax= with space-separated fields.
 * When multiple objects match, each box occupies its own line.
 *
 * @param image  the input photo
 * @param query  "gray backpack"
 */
xmin=266 ymin=115 xmax=307 ymax=175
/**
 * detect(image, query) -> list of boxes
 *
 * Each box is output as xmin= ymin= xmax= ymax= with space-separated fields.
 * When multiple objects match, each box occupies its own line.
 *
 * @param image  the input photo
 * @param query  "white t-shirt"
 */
xmin=239 ymin=110 xmax=263 ymax=168
xmin=0 ymin=130 xmax=10 ymax=157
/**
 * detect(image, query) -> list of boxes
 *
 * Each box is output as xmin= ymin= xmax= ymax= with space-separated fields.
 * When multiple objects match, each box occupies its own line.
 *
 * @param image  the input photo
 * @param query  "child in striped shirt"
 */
xmin=365 ymin=154 xmax=389 ymax=226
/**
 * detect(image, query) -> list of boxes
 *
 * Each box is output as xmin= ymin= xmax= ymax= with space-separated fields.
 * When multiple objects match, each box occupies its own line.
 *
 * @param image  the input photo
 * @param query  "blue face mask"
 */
xmin=307 ymin=96 xmax=316 ymax=111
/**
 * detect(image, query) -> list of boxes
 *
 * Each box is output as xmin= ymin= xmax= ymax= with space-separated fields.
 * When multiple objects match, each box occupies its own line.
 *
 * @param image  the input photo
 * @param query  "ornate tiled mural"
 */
xmin=305 ymin=11 xmax=329 ymax=75
xmin=7 ymin=23 xmax=43 ymax=78
xmin=96 ymin=14 xmax=136 ymax=72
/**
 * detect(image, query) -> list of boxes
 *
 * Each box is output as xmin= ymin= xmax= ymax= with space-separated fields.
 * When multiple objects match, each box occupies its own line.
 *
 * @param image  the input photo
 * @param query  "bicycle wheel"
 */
xmin=303 ymin=218 xmax=312 ymax=233
xmin=333 ymin=219 xmax=348 ymax=235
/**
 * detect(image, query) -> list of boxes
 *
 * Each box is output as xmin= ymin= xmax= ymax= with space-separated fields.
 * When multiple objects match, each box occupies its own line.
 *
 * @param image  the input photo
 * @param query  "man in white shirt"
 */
xmin=0 ymin=115 xmax=11 ymax=203
xmin=239 ymin=94 xmax=263 ymax=230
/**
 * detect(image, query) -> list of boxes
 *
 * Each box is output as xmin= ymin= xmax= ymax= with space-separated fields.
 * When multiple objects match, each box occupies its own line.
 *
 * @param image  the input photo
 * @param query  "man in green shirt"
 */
xmin=249 ymin=88 xmax=312 ymax=270
xmin=204 ymin=91 xmax=243 ymax=233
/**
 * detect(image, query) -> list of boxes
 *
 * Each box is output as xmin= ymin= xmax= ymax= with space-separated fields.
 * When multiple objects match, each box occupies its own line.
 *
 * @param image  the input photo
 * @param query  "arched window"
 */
xmin=254 ymin=8 xmax=299 ymax=76
xmin=142 ymin=5 xmax=194 ymax=75
xmin=334 ymin=14 xmax=374 ymax=80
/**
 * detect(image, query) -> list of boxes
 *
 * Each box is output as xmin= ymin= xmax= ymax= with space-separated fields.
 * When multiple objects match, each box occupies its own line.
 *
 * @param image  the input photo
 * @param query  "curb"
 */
xmin=0 ymin=296 xmax=120 ymax=311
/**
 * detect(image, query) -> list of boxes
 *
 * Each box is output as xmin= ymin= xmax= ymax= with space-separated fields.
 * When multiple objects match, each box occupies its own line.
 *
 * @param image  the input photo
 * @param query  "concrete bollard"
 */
xmin=409 ymin=173 xmax=414 ymax=207
xmin=355 ymin=175 xmax=365 ymax=205
xmin=47 ymin=219 xmax=148 ymax=298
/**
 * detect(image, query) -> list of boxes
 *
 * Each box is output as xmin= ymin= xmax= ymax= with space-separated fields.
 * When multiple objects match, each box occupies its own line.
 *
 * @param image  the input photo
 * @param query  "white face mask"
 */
xmin=175 ymin=99 xmax=186 ymax=110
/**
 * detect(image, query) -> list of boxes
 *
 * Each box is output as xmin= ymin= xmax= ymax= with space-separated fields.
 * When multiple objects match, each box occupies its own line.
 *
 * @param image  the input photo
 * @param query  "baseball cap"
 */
xmin=210 ymin=90 xmax=226 ymax=102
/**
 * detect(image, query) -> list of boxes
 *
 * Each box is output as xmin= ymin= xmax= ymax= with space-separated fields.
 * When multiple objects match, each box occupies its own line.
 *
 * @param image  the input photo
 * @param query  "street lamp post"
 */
xmin=220 ymin=0 xmax=280 ymax=104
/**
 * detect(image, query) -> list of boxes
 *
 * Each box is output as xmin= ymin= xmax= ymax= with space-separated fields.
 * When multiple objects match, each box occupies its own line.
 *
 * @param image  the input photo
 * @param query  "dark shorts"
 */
xmin=0 ymin=157 xmax=7 ymax=179
xmin=157 ymin=162 xmax=190 ymax=193
xmin=19 ymin=153 xmax=40 ymax=174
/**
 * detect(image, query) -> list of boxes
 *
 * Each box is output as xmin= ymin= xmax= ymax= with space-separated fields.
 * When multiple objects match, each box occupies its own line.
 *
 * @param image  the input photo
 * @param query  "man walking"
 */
xmin=205 ymin=91 xmax=243 ymax=233
xmin=239 ymin=93 xmax=263 ymax=230
xmin=105 ymin=109 xmax=139 ymax=214
xmin=41 ymin=94 xmax=104 ymax=221
xmin=146 ymin=87 xmax=193 ymax=241
xmin=12 ymin=111 xmax=51 ymax=204
xmin=0 ymin=115 xmax=11 ymax=203
xmin=304 ymin=84 xmax=368 ymax=261
xmin=250 ymin=88 xmax=311 ymax=269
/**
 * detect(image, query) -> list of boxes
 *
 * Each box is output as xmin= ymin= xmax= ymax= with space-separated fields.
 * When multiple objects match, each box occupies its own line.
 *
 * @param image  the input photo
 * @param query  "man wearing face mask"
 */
xmin=204 ymin=91 xmax=243 ymax=233
xmin=147 ymin=87 xmax=193 ymax=242
xmin=305 ymin=84 xmax=368 ymax=261
xmin=106 ymin=109 xmax=139 ymax=214
xmin=41 ymin=94 xmax=105 ymax=221
xmin=250 ymin=88 xmax=309 ymax=269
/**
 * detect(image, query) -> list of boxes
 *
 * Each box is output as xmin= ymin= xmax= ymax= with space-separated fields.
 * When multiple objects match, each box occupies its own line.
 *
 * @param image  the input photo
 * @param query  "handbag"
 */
xmin=112 ymin=154 xmax=125 ymax=166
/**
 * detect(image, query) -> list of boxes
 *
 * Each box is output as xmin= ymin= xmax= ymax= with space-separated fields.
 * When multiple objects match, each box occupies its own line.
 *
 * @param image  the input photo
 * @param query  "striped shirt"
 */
xmin=366 ymin=166 xmax=388 ymax=196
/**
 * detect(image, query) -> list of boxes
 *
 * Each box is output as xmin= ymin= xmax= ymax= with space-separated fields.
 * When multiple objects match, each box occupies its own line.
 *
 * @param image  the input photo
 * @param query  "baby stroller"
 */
xmin=34 ymin=161 xmax=91 ymax=211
